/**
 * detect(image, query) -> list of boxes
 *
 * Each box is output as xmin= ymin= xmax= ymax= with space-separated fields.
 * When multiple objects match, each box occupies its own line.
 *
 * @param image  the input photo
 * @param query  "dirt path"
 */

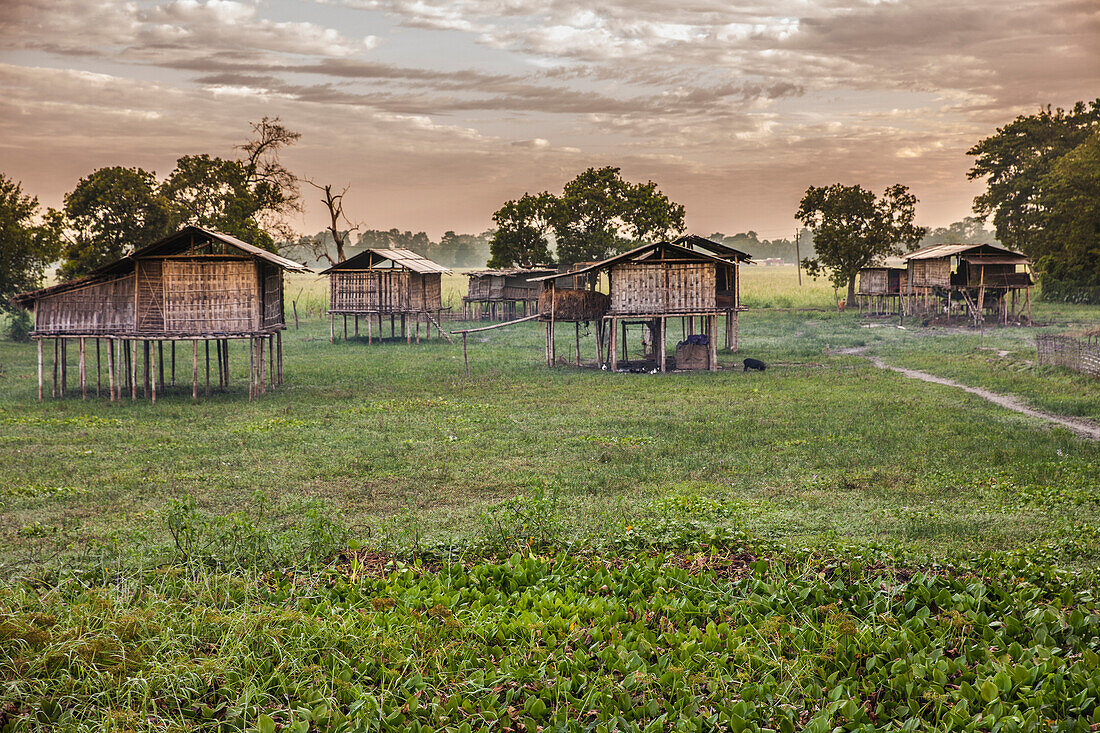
xmin=850 ymin=351 xmax=1100 ymax=440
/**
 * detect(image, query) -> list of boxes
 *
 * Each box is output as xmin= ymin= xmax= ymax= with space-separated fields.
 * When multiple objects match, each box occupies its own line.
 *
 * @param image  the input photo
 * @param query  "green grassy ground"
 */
xmin=1 ymin=275 xmax=1099 ymax=731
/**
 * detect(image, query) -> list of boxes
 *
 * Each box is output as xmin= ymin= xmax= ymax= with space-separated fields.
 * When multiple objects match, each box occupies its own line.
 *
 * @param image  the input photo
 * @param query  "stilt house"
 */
xmin=463 ymin=267 xmax=555 ymax=321
xmin=529 ymin=238 xmax=751 ymax=372
xmin=902 ymin=243 xmax=1032 ymax=324
xmin=13 ymin=226 xmax=310 ymax=401
xmin=857 ymin=259 xmax=907 ymax=316
xmin=321 ymin=248 xmax=451 ymax=343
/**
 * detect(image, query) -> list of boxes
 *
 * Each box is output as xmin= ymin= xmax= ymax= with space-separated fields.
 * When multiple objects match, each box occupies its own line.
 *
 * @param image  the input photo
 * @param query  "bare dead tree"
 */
xmin=303 ymin=179 xmax=360 ymax=265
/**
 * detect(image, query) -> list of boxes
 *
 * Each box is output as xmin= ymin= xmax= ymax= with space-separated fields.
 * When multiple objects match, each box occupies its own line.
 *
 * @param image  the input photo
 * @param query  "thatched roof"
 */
xmin=320 ymin=248 xmax=451 ymax=275
xmin=529 ymin=240 xmax=747 ymax=283
xmin=904 ymin=243 xmax=1028 ymax=264
xmin=13 ymin=226 xmax=310 ymax=306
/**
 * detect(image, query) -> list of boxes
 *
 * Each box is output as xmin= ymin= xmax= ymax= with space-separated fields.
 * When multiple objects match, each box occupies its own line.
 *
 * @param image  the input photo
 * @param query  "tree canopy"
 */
xmin=488 ymin=167 xmax=685 ymax=267
xmin=967 ymin=99 xmax=1100 ymax=301
xmin=0 ymin=174 xmax=61 ymax=310
xmin=796 ymin=183 xmax=925 ymax=303
xmin=59 ymin=166 xmax=170 ymax=279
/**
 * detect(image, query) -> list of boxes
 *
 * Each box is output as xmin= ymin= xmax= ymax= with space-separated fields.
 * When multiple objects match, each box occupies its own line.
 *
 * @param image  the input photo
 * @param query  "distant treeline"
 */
xmin=288 ymin=228 xmax=492 ymax=268
xmin=289 ymin=217 xmax=999 ymax=269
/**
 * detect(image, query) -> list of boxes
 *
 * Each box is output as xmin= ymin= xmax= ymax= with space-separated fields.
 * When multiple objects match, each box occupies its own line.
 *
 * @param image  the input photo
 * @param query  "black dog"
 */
xmin=743 ymin=358 xmax=768 ymax=372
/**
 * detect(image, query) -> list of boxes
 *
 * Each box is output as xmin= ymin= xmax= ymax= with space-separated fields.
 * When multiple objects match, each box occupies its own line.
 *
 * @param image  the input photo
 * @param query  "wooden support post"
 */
xmin=330 ymin=313 xmax=335 ymax=344
xmin=549 ymin=284 xmax=556 ymax=366
xmin=404 ymin=315 xmax=410 ymax=344
xmin=416 ymin=313 xmax=421 ymax=344
xmin=259 ymin=336 xmax=266 ymax=395
xmin=268 ymin=335 xmax=274 ymax=390
xmin=575 ymin=321 xmax=581 ymax=366
xmin=191 ymin=340 xmax=199 ymax=400
xmin=96 ymin=338 xmax=101 ymax=397
xmin=610 ymin=317 xmax=618 ymax=372
xmin=171 ymin=342 xmax=176 ymax=386
xmin=595 ymin=318 xmax=604 ymax=367
xmin=621 ymin=321 xmax=628 ymax=362
xmin=107 ymin=338 xmax=115 ymax=402
xmin=355 ymin=315 xmax=359 ymax=337
xmin=130 ymin=340 xmax=137 ymax=401
xmin=79 ymin=338 xmax=86 ymax=400
xmin=248 ymin=338 xmax=255 ymax=402
xmin=223 ymin=339 xmax=230 ymax=390
xmin=367 ymin=312 xmax=372 ymax=343
xmin=143 ymin=341 xmax=150 ymax=398
xmin=658 ymin=317 xmax=667 ymax=372
xmin=37 ymin=338 xmax=43 ymax=401
xmin=343 ymin=315 xmax=348 ymax=341
xmin=60 ymin=338 xmax=67 ymax=398
xmin=390 ymin=314 xmax=395 ymax=338
xmin=151 ymin=341 xmax=157 ymax=405
xmin=205 ymin=340 xmax=211 ymax=396
xmin=53 ymin=338 xmax=58 ymax=398
xmin=277 ymin=331 xmax=283 ymax=385
xmin=732 ymin=310 xmax=739 ymax=352
xmin=463 ymin=332 xmax=469 ymax=376
xmin=709 ymin=315 xmax=718 ymax=372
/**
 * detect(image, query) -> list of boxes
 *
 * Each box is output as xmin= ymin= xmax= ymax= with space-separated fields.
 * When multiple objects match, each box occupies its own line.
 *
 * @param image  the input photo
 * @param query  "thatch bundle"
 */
xmin=539 ymin=288 xmax=610 ymax=321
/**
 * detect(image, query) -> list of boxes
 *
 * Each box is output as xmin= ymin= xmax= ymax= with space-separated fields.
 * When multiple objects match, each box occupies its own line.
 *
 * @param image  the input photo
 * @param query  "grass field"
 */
xmin=2 ymin=271 xmax=1099 ymax=731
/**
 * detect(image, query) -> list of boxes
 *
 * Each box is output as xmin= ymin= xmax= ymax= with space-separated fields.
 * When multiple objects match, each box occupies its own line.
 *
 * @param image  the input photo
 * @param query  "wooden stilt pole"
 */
xmin=37 ymin=338 xmax=43 ymax=401
xmin=258 ymin=336 xmax=265 ymax=395
xmin=158 ymin=341 xmax=164 ymax=390
xmin=143 ymin=341 xmax=150 ymax=398
xmin=151 ymin=341 xmax=157 ymax=405
xmin=463 ymin=332 xmax=469 ymax=377
xmin=621 ymin=321 xmax=627 ymax=362
xmin=191 ymin=340 xmax=198 ymax=400
xmin=575 ymin=321 xmax=581 ymax=366
xmin=367 ymin=312 xmax=372 ymax=343
xmin=248 ymin=338 xmax=255 ymax=402
xmin=53 ymin=338 xmax=58 ymax=398
xmin=171 ymin=342 xmax=176 ymax=386
xmin=268 ymin=335 xmax=274 ymax=390
xmin=416 ymin=313 xmax=421 ymax=344
xmin=404 ymin=315 xmax=410 ymax=344
xmin=549 ymin=284 xmax=556 ymax=366
xmin=658 ymin=317 xmax=667 ymax=372
xmin=343 ymin=315 xmax=348 ymax=341
xmin=709 ymin=315 xmax=718 ymax=372
xmin=79 ymin=338 xmax=86 ymax=400
xmin=205 ymin=340 xmax=211 ymax=396
xmin=96 ymin=338 xmax=101 ymax=397
xmin=610 ymin=317 xmax=618 ymax=372
xmin=355 ymin=315 xmax=359 ymax=337
xmin=330 ymin=313 xmax=335 ymax=344
xmin=130 ymin=340 xmax=137 ymax=401
xmin=107 ymin=338 xmax=115 ymax=402
xmin=277 ymin=331 xmax=283 ymax=385
xmin=60 ymin=338 xmax=67 ymax=398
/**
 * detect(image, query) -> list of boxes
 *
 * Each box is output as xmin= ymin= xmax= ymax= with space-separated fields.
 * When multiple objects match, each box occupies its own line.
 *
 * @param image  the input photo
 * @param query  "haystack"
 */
xmin=538 ymin=289 xmax=610 ymax=321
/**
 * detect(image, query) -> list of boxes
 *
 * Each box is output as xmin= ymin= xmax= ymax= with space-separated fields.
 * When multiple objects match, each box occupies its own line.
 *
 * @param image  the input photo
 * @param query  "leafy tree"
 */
xmin=488 ymin=167 xmax=685 ymax=267
xmin=967 ymin=100 xmax=1100 ymax=253
xmin=436 ymin=231 xmax=490 ymax=268
xmin=919 ymin=216 xmax=998 ymax=247
xmin=551 ymin=167 xmax=685 ymax=265
xmin=488 ymin=192 xmax=554 ymax=268
xmin=164 ymin=118 xmax=301 ymax=251
xmin=1031 ymin=132 xmax=1100 ymax=302
xmin=796 ymin=183 xmax=925 ymax=303
xmin=59 ymin=166 xmax=170 ymax=279
xmin=1 ymin=174 xmax=61 ymax=315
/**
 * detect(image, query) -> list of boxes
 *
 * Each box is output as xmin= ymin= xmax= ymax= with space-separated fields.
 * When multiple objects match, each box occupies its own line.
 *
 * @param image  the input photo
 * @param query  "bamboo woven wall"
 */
xmin=262 ymin=263 xmax=283 ymax=329
xmin=160 ymin=259 xmax=258 ymax=334
xmin=1037 ymin=335 xmax=1100 ymax=377
xmin=859 ymin=270 xmax=888 ymax=294
xmin=34 ymin=276 xmax=135 ymax=335
xmin=909 ymin=259 xmax=951 ymax=288
xmin=330 ymin=271 xmax=442 ymax=313
xmin=609 ymin=262 xmax=715 ymax=315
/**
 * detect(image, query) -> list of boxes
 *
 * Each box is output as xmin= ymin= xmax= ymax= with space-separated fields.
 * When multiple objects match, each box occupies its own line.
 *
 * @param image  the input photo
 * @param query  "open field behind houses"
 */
xmin=1 ymin=281 xmax=1099 ymax=731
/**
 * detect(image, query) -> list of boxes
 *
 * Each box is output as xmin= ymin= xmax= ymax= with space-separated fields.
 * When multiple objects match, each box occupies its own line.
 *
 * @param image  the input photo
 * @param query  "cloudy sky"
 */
xmin=1 ymin=0 xmax=1096 ymax=240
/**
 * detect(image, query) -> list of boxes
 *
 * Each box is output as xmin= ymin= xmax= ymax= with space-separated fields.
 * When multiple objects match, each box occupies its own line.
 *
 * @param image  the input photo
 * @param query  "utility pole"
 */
xmin=794 ymin=228 xmax=803 ymax=286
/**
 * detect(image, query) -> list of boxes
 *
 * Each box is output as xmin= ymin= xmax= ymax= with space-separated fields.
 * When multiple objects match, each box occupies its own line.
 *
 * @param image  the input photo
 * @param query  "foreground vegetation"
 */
xmin=1 ymin=272 xmax=1099 ymax=730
